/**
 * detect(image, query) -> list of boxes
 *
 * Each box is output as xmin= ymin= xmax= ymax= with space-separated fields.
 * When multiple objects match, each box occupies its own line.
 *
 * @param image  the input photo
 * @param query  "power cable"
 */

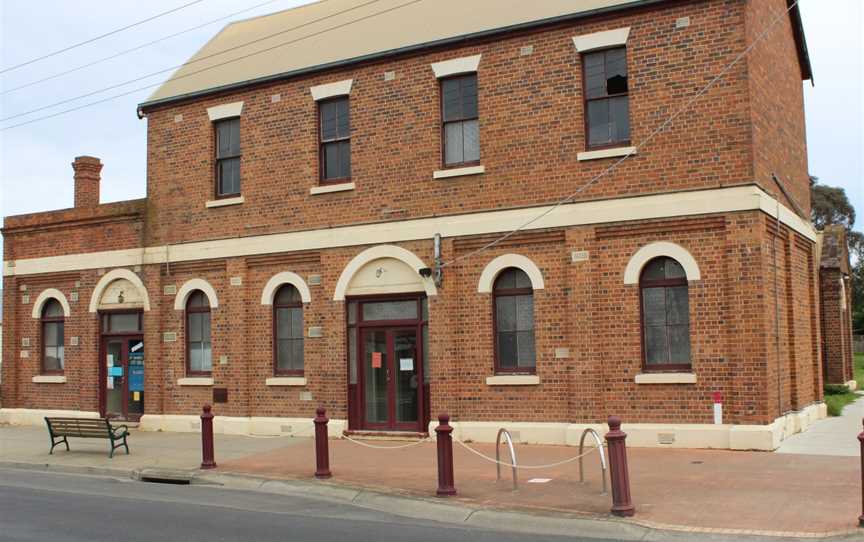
xmin=0 ymin=0 xmax=421 ymax=130
xmin=0 ymin=0 xmax=384 ymax=122
xmin=1 ymin=0 xmax=289 ymax=96
xmin=0 ymin=0 xmax=206 ymax=74
xmin=438 ymin=0 xmax=803 ymax=269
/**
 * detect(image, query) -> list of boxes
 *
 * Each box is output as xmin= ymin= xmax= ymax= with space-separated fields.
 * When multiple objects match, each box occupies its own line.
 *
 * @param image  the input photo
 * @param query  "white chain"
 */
xmin=455 ymin=439 xmax=599 ymax=470
xmin=342 ymin=434 xmax=432 ymax=449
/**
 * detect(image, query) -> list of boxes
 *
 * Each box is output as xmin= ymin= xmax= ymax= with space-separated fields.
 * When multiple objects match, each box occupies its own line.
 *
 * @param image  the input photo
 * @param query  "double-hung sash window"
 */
xmin=274 ymin=285 xmax=304 ymax=375
xmin=441 ymin=74 xmax=479 ymax=166
xmin=319 ymin=97 xmax=351 ymax=181
xmin=41 ymin=299 xmax=65 ymax=374
xmin=493 ymin=268 xmax=536 ymax=373
xmin=583 ymin=47 xmax=630 ymax=148
xmin=215 ymin=118 xmax=241 ymax=197
xmin=640 ymin=257 xmax=691 ymax=370
xmin=186 ymin=291 xmax=212 ymax=375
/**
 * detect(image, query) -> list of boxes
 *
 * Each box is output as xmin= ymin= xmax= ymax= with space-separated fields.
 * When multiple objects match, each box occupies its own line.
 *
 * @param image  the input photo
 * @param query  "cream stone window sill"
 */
xmin=485 ymin=375 xmax=540 ymax=386
xmin=634 ymin=373 xmax=696 ymax=385
xmin=310 ymin=182 xmax=355 ymax=195
xmin=177 ymin=377 xmax=214 ymax=386
xmin=32 ymin=375 xmax=66 ymax=384
xmin=433 ymin=165 xmax=485 ymax=180
xmin=577 ymin=147 xmax=637 ymax=161
xmin=265 ymin=377 xmax=307 ymax=387
xmin=205 ymin=196 xmax=244 ymax=208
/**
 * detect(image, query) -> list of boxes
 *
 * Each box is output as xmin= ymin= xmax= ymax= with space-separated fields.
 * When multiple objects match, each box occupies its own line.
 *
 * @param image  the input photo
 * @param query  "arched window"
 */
xmin=640 ymin=257 xmax=691 ymax=370
xmin=493 ymin=268 xmax=535 ymax=374
xmin=186 ymin=291 xmax=212 ymax=375
xmin=41 ymin=299 xmax=65 ymax=374
xmin=274 ymin=285 xmax=304 ymax=375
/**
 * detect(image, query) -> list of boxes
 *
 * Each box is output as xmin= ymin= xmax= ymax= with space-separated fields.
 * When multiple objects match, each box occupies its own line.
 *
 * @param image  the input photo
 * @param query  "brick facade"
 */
xmin=819 ymin=226 xmax=855 ymax=386
xmin=2 ymin=0 xmax=826 ymax=438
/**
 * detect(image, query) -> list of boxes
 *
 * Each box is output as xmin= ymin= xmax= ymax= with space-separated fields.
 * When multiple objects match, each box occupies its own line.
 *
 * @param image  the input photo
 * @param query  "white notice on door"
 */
xmin=107 ymin=354 xmax=114 ymax=367
xmin=107 ymin=377 xmax=114 ymax=390
xmin=399 ymin=358 xmax=414 ymax=371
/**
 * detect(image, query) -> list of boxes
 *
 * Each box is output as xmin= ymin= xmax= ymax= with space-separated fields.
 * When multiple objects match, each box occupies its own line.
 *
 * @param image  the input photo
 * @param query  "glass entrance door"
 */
xmin=360 ymin=328 xmax=419 ymax=430
xmin=103 ymin=336 xmax=144 ymax=421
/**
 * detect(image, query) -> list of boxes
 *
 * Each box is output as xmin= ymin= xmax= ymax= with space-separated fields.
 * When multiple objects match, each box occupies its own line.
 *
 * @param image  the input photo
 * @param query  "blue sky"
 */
xmin=1 ymin=0 xmax=862 ymax=283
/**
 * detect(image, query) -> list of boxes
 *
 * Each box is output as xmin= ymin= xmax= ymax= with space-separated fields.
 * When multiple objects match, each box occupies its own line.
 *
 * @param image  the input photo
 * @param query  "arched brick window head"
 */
xmin=41 ymin=299 xmax=65 ymax=374
xmin=493 ymin=268 xmax=536 ymax=374
xmin=274 ymin=285 xmax=304 ymax=376
xmin=640 ymin=257 xmax=691 ymax=371
xmin=186 ymin=291 xmax=212 ymax=375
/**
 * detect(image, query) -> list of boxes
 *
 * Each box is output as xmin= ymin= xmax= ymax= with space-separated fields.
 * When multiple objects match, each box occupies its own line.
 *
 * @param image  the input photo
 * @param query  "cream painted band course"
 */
xmin=31 ymin=288 xmax=72 ymax=318
xmin=4 ymin=186 xmax=817 ymax=277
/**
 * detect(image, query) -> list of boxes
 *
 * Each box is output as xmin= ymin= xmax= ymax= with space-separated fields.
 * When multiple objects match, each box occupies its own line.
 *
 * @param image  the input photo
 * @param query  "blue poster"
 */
xmin=109 ymin=366 xmax=123 ymax=377
xmin=129 ymin=367 xmax=145 ymax=392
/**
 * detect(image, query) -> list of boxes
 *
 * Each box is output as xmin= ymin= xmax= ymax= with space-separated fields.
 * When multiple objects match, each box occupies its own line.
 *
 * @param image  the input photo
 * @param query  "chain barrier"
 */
xmin=455 ymin=439 xmax=599 ymax=470
xmin=342 ymin=434 xmax=432 ymax=450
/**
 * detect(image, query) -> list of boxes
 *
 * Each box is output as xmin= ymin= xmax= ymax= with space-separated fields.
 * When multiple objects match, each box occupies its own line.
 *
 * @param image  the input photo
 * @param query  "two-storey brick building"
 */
xmin=2 ymin=0 xmax=827 ymax=449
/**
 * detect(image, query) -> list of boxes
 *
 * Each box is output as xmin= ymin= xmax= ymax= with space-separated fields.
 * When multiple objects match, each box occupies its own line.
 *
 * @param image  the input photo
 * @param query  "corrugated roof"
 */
xmin=141 ymin=0 xmax=648 ymax=107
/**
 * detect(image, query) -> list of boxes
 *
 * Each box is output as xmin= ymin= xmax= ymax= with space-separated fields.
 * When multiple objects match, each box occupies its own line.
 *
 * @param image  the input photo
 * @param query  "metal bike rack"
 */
xmin=578 ymin=428 xmax=608 ymax=495
xmin=495 ymin=428 xmax=518 ymax=490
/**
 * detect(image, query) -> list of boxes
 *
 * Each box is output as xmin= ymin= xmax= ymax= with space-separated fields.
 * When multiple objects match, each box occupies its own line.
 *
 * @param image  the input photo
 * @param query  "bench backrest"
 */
xmin=45 ymin=417 xmax=112 ymax=438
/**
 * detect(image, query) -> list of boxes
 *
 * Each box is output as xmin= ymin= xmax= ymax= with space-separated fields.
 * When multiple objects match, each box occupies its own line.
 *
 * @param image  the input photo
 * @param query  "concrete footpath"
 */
xmin=1 ymin=424 xmax=862 ymax=541
xmin=777 ymin=394 xmax=864 ymax=456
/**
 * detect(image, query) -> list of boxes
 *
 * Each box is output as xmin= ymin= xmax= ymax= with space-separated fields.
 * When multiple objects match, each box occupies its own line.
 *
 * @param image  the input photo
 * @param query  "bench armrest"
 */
xmin=111 ymin=424 xmax=129 ymax=436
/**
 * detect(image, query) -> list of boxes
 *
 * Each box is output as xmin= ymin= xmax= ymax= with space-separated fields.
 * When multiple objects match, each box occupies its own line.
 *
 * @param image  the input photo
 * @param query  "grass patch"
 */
xmin=823 ymin=354 xmax=864 ymax=417
xmin=855 ymin=353 xmax=864 ymax=389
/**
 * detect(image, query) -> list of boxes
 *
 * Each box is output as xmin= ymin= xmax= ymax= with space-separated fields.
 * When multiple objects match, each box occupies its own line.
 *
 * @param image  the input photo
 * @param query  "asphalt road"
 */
xmin=0 ymin=468 xmax=611 ymax=542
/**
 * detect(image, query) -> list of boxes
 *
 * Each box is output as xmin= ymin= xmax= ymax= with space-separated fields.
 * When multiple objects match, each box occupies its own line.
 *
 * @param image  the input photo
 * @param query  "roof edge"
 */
xmin=788 ymin=0 xmax=813 ymax=83
xmin=138 ymin=0 xmax=665 ymax=113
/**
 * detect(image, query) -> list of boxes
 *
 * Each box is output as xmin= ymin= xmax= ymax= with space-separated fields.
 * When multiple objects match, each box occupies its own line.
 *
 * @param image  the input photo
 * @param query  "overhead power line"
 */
xmin=0 ymin=0 xmax=384 ymax=123
xmin=1 ymin=0 xmax=289 ymax=96
xmin=438 ymin=0 xmax=804 ymax=269
xmin=0 ymin=0 xmax=207 ymax=75
xmin=0 ymin=0 xmax=423 ymax=130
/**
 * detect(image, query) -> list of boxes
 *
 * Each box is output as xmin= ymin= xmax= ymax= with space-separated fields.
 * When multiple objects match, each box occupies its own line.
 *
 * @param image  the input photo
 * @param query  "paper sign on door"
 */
xmin=371 ymin=352 xmax=383 ymax=369
xmin=399 ymin=358 xmax=414 ymax=371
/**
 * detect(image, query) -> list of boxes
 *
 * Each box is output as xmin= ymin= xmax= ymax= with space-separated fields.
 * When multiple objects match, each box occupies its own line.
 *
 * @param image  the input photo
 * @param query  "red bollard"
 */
xmin=435 ymin=413 xmax=457 ymax=496
xmin=605 ymin=415 xmax=635 ymax=517
xmin=200 ymin=404 xmax=216 ymax=470
xmin=858 ymin=418 xmax=864 ymax=528
xmin=314 ymin=407 xmax=332 ymax=479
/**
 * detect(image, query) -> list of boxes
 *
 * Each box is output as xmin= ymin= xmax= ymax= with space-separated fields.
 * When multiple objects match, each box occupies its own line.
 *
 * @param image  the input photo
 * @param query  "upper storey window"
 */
xmin=583 ymin=47 xmax=630 ymax=148
xmin=441 ymin=74 xmax=479 ymax=167
xmin=319 ymin=97 xmax=351 ymax=182
xmin=215 ymin=117 xmax=241 ymax=197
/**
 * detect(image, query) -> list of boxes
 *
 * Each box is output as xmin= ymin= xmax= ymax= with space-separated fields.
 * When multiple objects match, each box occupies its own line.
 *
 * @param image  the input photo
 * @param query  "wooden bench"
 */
xmin=44 ymin=417 xmax=130 ymax=458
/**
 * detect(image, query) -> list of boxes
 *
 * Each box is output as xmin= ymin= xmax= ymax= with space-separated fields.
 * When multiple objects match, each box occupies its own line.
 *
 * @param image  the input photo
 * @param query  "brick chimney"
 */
xmin=72 ymin=155 xmax=102 ymax=208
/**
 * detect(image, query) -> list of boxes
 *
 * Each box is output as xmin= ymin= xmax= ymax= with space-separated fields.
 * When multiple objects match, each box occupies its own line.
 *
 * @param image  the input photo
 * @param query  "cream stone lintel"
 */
xmin=431 ymin=54 xmax=481 ymax=78
xmin=310 ymin=182 xmax=355 ymax=195
xmin=260 ymin=271 xmax=312 ymax=304
xmin=624 ymin=241 xmax=701 ymax=284
xmin=32 ymin=375 xmax=67 ymax=384
xmin=478 ymin=254 xmax=545 ymax=293
xmin=572 ymin=27 xmax=631 ymax=53
xmin=432 ymin=165 xmax=485 ymax=179
xmin=485 ymin=375 xmax=540 ymax=386
xmin=310 ymin=79 xmax=353 ymax=101
xmin=177 ymin=377 xmax=213 ymax=386
xmin=88 ymin=268 xmax=151 ymax=312
xmin=265 ymin=377 xmax=307 ymax=386
xmin=174 ymin=278 xmax=219 ymax=310
xmin=4 ymin=186 xmax=818 ymax=278
xmin=634 ymin=372 xmax=696 ymax=384
xmin=205 ymin=196 xmax=244 ymax=208
xmin=31 ymin=289 xmax=72 ymax=318
xmin=577 ymin=146 xmax=637 ymax=161
xmin=206 ymin=101 xmax=244 ymax=121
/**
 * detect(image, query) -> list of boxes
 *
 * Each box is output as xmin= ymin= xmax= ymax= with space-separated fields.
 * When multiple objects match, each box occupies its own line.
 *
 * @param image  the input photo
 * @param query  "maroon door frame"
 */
xmin=97 ymin=310 xmax=143 ymax=421
xmin=347 ymin=294 xmax=428 ymax=433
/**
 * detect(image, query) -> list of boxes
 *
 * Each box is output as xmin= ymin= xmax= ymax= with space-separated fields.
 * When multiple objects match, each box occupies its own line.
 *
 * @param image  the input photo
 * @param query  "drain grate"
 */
xmin=137 ymin=469 xmax=193 ymax=485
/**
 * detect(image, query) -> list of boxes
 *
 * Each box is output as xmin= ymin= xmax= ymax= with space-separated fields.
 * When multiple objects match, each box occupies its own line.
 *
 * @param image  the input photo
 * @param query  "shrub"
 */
xmin=824 ymin=384 xmax=851 ymax=395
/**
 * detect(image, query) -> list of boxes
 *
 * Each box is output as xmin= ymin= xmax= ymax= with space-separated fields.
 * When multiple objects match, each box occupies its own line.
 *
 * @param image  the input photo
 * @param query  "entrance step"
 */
xmin=343 ymin=430 xmax=429 ymax=441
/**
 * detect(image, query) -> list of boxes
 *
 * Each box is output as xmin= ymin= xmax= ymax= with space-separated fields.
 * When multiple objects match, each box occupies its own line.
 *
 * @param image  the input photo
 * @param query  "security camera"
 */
xmin=418 ymin=267 xmax=433 ymax=278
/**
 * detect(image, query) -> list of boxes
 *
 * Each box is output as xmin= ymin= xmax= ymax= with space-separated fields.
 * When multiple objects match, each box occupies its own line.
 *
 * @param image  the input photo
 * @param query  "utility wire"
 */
xmin=439 ymin=0 xmax=803 ymax=269
xmin=0 ymin=0 xmax=206 ymax=75
xmin=0 ymin=0 xmax=422 ymax=130
xmin=0 ymin=0 xmax=383 ymax=122
xmin=1 ymin=0 xmax=289 ymax=96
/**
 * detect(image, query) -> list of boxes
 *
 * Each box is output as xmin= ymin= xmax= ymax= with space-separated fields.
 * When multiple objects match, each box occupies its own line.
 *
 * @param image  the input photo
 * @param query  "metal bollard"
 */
xmin=435 ymin=413 xmax=457 ymax=496
xmin=858 ymin=418 xmax=863 ymax=528
xmin=200 ymin=404 xmax=217 ymax=470
xmin=605 ymin=415 xmax=635 ymax=517
xmin=314 ymin=407 xmax=332 ymax=479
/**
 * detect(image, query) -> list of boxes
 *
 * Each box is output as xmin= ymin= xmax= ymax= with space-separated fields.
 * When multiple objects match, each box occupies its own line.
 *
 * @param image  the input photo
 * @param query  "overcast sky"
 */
xmin=1 ymin=0 xmax=862 ymax=284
